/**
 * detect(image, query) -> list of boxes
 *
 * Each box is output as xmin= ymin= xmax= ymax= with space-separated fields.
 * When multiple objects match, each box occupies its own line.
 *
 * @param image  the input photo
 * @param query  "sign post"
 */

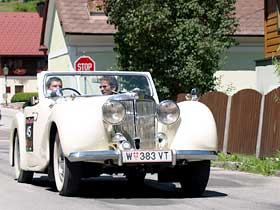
xmin=74 ymin=56 xmax=95 ymax=71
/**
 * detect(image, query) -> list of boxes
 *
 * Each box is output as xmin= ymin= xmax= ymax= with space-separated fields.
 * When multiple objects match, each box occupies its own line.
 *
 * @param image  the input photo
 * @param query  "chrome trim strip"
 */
xmin=68 ymin=150 xmax=120 ymax=162
xmin=68 ymin=150 xmax=217 ymax=164
xmin=176 ymin=150 xmax=218 ymax=160
xmin=172 ymin=149 xmax=177 ymax=166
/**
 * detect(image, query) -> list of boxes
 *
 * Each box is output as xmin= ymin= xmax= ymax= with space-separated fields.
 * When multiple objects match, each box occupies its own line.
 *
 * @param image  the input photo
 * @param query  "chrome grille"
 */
xmin=136 ymin=100 xmax=156 ymax=148
xmin=114 ymin=99 xmax=156 ymax=149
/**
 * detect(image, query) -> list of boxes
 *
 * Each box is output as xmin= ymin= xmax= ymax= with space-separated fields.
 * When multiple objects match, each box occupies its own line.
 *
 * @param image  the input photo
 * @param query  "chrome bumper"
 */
xmin=68 ymin=150 xmax=217 ymax=166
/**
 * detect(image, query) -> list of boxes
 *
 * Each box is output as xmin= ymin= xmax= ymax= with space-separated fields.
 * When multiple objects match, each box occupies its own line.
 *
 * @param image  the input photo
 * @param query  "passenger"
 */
xmin=100 ymin=76 xmax=118 ymax=95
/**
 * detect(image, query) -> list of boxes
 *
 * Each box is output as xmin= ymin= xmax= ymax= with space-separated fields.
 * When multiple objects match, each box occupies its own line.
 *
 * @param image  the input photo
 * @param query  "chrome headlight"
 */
xmin=157 ymin=100 xmax=180 ymax=125
xmin=102 ymin=100 xmax=125 ymax=124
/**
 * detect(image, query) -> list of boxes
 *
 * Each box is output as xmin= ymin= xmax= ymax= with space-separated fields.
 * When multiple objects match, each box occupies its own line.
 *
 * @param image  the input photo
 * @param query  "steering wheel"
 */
xmin=61 ymin=87 xmax=81 ymax=96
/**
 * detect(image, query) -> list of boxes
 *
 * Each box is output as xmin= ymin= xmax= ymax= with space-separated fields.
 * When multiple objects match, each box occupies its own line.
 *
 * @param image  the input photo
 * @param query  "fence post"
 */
xmin=256 ymin=94 xmax=265 ymax=158
xmin=223 ymin=96 xmax=232 ymax=154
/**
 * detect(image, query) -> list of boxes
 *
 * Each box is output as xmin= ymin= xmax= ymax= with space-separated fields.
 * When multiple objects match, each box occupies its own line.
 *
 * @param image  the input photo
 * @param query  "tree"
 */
xmin=105 ymin=0 xmax=238 ymax=99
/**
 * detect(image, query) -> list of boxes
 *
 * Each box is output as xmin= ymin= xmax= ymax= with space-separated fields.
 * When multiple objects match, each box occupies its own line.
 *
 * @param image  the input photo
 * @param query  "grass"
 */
xmin=0 ymin=0 xmax=42 ymax=12
xmin=215 ymin=151 xmax=280 ymax=176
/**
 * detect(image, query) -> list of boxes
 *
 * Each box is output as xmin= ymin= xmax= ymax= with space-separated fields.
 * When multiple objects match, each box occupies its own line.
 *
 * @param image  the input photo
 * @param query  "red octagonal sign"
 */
xmin=74 ymin=56 xmax=95 ymax=71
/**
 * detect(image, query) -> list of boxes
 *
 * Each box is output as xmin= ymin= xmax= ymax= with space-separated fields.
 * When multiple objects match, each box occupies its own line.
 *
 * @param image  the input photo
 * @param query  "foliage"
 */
xmin=104 ymin=0 xmax=238 ymax=99
xmin=272 ymin=46 xmax=280 ymax=78
xmin=11 ymin=92 xmax=38 ymax=103
xmin=271 ymin=49 xmax=280 ymax=103
xmin=217 ymin=152 xmax=280 ymax=176
xmin=0 ymin=0 xmax=42 ymax=12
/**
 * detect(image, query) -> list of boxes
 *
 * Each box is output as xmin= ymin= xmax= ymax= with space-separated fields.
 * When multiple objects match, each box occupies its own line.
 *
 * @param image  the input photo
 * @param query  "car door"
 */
xmin=23 ymin=97 xmax=54 ymax=169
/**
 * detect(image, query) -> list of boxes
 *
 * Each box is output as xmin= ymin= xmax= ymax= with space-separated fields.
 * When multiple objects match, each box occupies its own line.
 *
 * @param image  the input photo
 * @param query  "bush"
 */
xmin=11 ymin=92 xmax=38 ymax=103
xmin=14 ymin=1 xmax=38 ymax=12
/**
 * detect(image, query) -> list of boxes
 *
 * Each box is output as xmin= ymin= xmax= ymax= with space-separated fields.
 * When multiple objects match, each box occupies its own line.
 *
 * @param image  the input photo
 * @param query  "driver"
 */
xmin=100 ymin=76 xmax=118 ymax=95
xmin=46 ymin=77 xmax=63 ymax=97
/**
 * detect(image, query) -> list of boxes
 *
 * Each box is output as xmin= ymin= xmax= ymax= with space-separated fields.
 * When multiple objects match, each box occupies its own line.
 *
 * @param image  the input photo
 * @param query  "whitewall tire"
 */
xmin=53 ymin=133 xmax=81 ymax=196
xmin=14 ymin=133 xmax=33 ymax=183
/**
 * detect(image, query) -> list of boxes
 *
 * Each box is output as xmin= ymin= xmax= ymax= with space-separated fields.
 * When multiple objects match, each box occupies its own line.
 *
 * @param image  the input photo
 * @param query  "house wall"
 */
xmin=67 ymin=35 xmax=116 ymax=71
xmin=215 ymin=36 xmax=264 ymax=94
xmin=264 ymin=0 xmax=280 ymax=58
xmin=47 ymin=10 xmax=116 ymax=72
xmin=215 ymin=71 xmax=257 ymax=94
xmin=0 ymin=76 xmax=37 ymax=103
xmin=48 ymin=10 xmax=72 ymax=71
xmin=256 ymin=63 xmax=280 ymax=93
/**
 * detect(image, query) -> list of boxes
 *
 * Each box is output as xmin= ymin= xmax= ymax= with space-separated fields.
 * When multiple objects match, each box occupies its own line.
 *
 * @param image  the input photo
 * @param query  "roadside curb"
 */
xmin=275 ymin=171 xmax=280 ymax=177
xmin=212 ymin=161 xmax=240 ymax=170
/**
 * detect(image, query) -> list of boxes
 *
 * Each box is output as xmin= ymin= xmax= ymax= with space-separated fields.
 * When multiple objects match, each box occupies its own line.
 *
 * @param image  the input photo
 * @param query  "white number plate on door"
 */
xmin=122 ymin=150 xmax=172 ymax=163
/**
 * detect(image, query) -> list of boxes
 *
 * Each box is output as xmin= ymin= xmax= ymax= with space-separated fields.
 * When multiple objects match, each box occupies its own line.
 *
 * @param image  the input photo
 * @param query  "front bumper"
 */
xmin=68 ymin=150 xmax=217 ymax=166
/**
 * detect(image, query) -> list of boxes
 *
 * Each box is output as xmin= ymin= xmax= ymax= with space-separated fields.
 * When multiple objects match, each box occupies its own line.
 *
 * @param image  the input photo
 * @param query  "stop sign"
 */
xmin=74 ymin=56 xmax=95 ymax=71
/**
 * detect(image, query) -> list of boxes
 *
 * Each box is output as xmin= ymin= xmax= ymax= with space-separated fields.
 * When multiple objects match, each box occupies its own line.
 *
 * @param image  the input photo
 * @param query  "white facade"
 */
xmin=215 ymin=36 xmax=264 ymax=95
xmin=0 ymin=76 xmax=37 ymax=104
xmin=256 ymin=64 xmax=280 ymax=94
xmin=47 ymin=10 xmax=71 ymax=71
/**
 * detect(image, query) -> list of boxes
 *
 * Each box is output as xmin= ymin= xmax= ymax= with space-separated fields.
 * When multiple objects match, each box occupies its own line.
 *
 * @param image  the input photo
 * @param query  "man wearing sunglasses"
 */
xmin=100 ymin=76 xmax=118 ymax=95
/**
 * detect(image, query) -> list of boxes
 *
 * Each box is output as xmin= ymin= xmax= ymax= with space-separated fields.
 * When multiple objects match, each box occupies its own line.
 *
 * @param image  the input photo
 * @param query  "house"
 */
xmin=215 ymin=0 xmax=264 ymax=94
xmin=255 ymin=0 xmax=280 ymax=93
xmin=41 ymin=0 xmax=116 ymax=72
xmin=0 ymin=11 xmax=47 ymax=103
xmin=41 ymin=0 xmax=266 ymax=94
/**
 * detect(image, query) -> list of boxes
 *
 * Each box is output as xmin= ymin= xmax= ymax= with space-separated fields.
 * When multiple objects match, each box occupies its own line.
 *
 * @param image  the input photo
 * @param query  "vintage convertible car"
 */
xmin=9 ymin=71 xmax=217 ymax=197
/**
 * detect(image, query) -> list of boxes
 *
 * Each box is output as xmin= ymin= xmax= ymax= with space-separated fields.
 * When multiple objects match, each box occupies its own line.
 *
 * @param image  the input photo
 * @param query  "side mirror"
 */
xmin=23 ymin=96 xmax=39 ymax=109
xmin=190 ymin=88 xmax=199 ymax=101
xmin=30 ymin=96 xmax=39 ymax=106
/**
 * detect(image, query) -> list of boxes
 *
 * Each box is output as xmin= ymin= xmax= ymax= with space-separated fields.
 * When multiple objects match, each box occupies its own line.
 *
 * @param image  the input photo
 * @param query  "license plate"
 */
xmin=122 ymin=150 xmax=172 ymax=163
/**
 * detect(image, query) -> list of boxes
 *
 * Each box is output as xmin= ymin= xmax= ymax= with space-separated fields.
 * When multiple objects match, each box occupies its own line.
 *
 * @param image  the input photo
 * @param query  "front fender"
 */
xmin=162 ymin=101 xmax=217 ymax=151
xmin=49 ymin=99 xmax=110 ymax=156
xmin=9 ymin=111 xmax=29 ymax=169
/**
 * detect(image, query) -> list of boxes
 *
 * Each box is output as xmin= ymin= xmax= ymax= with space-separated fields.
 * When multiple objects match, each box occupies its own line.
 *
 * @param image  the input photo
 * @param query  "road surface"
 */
xmin=0 ymin=127 xmax=279 ymax=210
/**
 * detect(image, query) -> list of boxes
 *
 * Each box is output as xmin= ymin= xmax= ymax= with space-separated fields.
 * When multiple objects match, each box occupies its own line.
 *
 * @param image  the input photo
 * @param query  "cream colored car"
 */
xmin=10 ymin=71 xmax=217 ymax=197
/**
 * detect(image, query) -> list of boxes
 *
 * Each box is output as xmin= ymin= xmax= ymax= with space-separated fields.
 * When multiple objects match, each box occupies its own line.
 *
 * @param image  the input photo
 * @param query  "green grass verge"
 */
xmin=215 ymin=152 xmax=280 ymax=176
xmin=0 ymin=0 xmax=42 ymax=12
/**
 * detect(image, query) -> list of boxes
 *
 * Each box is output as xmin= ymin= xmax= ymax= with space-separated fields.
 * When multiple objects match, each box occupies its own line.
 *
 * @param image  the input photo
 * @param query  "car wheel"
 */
xmin=14 ymin=133 xmax=33 ymax=183
xmin=53 ymin=133 xmax=81 ymax=196
xmin=179 ymin=160 xmax=210 ymax=197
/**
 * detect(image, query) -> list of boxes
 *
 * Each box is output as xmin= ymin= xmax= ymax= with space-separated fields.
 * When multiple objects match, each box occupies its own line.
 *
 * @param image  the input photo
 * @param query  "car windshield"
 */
xmin=44 ymin=73 xmax=152 ymax=97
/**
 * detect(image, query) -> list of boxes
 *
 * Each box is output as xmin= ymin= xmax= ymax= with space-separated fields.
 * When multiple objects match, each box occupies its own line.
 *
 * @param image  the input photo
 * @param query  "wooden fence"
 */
xmin=177 ymin=87 xmax=280 ymax=157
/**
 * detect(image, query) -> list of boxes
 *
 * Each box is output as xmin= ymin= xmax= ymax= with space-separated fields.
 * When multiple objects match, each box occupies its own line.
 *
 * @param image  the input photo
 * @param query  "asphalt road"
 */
xmin=0 ymin=127 xmax=280 ymax=210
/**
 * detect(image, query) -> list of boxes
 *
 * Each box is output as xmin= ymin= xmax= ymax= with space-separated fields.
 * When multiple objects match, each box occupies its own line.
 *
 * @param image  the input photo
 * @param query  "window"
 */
xmin=15 ymin=85 xmax=24 ymax=93
xmin=88 ymin=0 xmax=105 ymax=15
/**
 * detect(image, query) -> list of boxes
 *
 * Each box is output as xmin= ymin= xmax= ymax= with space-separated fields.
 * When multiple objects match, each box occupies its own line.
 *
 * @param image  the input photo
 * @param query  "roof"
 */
xmin=0 ymin=12 xmax=44 ymax=56
xmin=235 ymin=0 xmax=264 ymax=36
xmin=55 ymin=0 xmax=116 ymax=34
xmin=53 ymin=0 xmax=262 ymax=36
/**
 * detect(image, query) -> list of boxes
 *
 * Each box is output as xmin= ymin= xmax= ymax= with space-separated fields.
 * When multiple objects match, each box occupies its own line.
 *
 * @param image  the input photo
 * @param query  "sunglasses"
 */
xmin=99 ymin=85 xmax=109 ymax=89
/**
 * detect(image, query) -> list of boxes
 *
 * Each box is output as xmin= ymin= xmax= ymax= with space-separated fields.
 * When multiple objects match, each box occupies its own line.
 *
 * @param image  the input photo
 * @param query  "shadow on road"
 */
xmin=32 ymin=175 xmax=227 ymax=199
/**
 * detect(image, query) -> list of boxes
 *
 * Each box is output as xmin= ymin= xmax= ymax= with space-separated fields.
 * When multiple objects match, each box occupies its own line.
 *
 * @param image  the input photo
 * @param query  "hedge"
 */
xmin=11 ymin=92 xmax=38 ymax=103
